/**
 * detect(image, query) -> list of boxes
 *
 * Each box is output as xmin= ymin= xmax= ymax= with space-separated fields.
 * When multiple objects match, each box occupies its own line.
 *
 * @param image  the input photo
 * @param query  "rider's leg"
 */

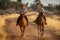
xmin=22 ymin=27 xmax=25 ymax=37
xmin=20 ymin=27 xmax=23 ymax=37
xmin=41 ymin=23 xmax=44 ymax=36
xmin=16 ymin=16 xmax=21 ymax=26
xmin=37 ymin=25 xmax=40 ymax=36
xmin=34 ymin=15 xmax=40 ymax=23
xmin=25 ymin=16 xmax=28 ymax=26
xmin=43 ymin=15 xmax=47 ymax=25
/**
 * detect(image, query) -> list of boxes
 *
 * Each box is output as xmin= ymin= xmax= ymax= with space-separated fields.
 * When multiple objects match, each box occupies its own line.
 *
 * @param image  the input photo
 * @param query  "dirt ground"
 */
xmin=0 ymin=13 xmax=60 ymax=40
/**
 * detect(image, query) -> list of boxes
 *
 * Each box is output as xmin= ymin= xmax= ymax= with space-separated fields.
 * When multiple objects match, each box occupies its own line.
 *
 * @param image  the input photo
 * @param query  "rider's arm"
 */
xmin=23 ymin=9 xmax=27 ymax=15
xmin=42 ymin=8 xmax=45 ymax=14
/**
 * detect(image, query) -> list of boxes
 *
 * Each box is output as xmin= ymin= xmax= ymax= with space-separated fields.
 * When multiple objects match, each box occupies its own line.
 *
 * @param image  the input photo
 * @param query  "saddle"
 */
xmin=16 ymin=15 xmax=28 ymax=26
xmin=34 ymin=15 xmax=44 ymax=24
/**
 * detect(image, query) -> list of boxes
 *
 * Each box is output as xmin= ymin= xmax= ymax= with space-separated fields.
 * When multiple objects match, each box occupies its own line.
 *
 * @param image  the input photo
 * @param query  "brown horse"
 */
xmin=34 ymin=15 xmax=45 ymax=36
xmin=17 ymin=14 xmax=27 ymax=37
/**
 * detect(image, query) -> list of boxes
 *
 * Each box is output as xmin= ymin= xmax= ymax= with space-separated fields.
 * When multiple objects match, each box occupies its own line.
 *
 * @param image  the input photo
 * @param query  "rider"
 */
xmin=36 ymin=4 xmax=47 ymax=25
xmin=16 ymin=4 xmax=28 ymax=26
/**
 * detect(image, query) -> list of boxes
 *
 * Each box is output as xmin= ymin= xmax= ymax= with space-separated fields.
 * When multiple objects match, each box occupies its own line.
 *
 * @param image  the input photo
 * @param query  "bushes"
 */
xmin=0 ymin=9 xmax=16 ymax=15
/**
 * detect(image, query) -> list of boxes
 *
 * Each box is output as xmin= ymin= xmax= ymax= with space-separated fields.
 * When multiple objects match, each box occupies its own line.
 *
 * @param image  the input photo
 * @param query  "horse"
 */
xmin=16 ymin=14 xmax=27 ymax=38
xmin=34 ymin=15 xmax=45 ymax=36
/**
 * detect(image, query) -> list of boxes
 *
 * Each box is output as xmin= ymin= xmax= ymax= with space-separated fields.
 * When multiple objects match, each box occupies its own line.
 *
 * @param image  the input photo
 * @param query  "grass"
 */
xmin=47 ymin=17 xmax=60 ymax=30
xmin=0 ymin=14 xmax=19 ymax=40
xmin=0 ymin=12 xmax=60 ymax=40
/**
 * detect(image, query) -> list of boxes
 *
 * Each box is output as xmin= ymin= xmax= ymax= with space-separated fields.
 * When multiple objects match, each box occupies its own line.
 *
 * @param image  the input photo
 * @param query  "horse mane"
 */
xmin=34 ymin=15 xmax=45 ymax=25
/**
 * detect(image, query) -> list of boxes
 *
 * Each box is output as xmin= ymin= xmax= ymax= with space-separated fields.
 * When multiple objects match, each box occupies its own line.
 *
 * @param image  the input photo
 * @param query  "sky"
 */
xmin=12 ymin=0 xmax=60 ymax=6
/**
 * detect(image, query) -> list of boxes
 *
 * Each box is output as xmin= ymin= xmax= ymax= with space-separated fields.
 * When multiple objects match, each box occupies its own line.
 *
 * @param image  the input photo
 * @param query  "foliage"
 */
xmin=30 ymin=0 xmax=42 ymax=11
xmin=55 ymin=4 xmax=60 ymax=11
xmin=34 ymin=0 xmax=41 ymax=5
xmin=44 ymin=4 xmax=60 ymax=15
xmin=0 ymin=0 xmax=22 ymax=9
xmin=0 ymin=0 xmax=11 ymax=9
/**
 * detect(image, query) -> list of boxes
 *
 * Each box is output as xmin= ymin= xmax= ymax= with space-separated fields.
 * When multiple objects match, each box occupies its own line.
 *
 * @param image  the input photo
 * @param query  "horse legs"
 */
xmin=42 ymin=24 xmax=44 ymax=35
xmin=20 ymin=27 xmax=23 ymax=37
xmin=41 ymin=23 xmax=44 ymax=36
xmin=22 ymin=27 xmax=25 ymax=37
xmin=40 ymin=25 xmax=43 ymax=36
xmin=37 ymin=25 xmax=40 ymax=36
xmin=20 ymin=26 xmax=25 ymax=38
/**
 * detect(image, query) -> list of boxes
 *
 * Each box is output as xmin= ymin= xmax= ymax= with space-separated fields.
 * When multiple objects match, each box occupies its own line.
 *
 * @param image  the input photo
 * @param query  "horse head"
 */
xmin=20 ymin=14 xmax=25 ymax=18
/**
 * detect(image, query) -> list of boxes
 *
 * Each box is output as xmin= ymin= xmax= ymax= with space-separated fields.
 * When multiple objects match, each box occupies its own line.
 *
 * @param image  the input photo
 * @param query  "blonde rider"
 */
xmin=16 ymin=4 xmax=28 ymax=26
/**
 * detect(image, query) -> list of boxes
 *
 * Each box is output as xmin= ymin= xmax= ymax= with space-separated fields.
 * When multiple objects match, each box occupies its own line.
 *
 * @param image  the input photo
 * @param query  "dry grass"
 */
xmin=0 ymin=12 xmax=60 ymax=40
xmin=0 ymin=17 xmax=7 ymax=40
xmin=27 ymin=13 xmax=60 ymax=31
xmin=0 ymin=14 xmax=19 ymax=40
xmin=47 ymin=17 xmax=60 ymax=30
xmin=0 ymin=17 xmax=5 ymax=27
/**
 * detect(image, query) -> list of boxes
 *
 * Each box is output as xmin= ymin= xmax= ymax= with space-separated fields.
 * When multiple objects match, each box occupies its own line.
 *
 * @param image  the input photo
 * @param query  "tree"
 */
xmin=45 ymin=4 xmax=55 ymax=11
xmin=0 ymin=0 xmax=22 ymax=9
xmin=26 ymin=3 xmax=29 ymax=7
xmin=30 ymin=0 xmax=42 ymax=11
xmin=55 ymin=4 xmax=60 ymax=11
xmin=17 ymin=0 xmax=22 ymax=1
xmin=16 ymin=0 xmax=22 ymax=10
xmin=34 ymin=0 xmax=41 ymax=5
xmin=0 ymin=0 xmax=11 ymax=9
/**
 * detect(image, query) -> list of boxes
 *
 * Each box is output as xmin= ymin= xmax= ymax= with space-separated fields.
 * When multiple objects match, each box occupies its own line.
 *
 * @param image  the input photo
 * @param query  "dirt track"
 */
xmin=2 ymin=17 xmax=60 ymax=40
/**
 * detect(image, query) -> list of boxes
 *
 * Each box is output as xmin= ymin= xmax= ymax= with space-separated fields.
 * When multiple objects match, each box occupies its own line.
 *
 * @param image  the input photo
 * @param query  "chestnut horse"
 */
xmin=17 ymin=14 xmax=27 ymax=37
xmin=34 ymin=15 xmax=45 ymax=36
